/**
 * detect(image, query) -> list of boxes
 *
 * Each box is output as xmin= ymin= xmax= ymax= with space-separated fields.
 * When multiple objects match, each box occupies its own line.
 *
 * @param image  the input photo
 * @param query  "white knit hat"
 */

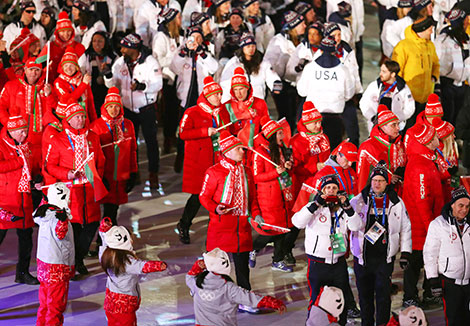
xmin=47 ymin=182 xmax=70 ymax=210
xmin=105 ymin=226 xmax=133 ymax=251
xmin=398 ymin=306 xmax=427 ymax=326
xmin=203 ymin=248 xmax=231 ymax=275
xmin=317 ymin=286 xmax=344 ymax=318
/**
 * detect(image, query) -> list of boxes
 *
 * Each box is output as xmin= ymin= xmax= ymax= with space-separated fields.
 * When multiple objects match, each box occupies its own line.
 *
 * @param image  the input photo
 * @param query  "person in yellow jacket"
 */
xmin=392 ymin=16 xmax=440 ymax=127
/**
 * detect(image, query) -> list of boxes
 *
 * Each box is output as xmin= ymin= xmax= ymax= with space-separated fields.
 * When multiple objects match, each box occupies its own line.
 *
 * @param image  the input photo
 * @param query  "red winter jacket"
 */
xmin=48 ymin=35 xmax=85 ymax=83
xmin=403 ymin=144 xmax=444 ymax=250
xmin=225 ymin=89 xmax=269 ymax=135
xmin=253 ymin=139 xmax=294 ymax=230
xmin=90 ymin=105 xmax=137 ymax=205
xmin=290 ymin=121 xmax=330 ymax=197
xmin=45 ymin=122 xmax=105 ymax=224
xmin=179 ymin=93 xmax=233 ymax=194
xmin=53 ymin=75 xmax=97 ymax=123
xmin=357 ymin=125 xmax=407 ymax=191
xmin=199 ymin=159 xmax=260 ymax=253
xmin=0 ymin=129 xmax=35 ymax=230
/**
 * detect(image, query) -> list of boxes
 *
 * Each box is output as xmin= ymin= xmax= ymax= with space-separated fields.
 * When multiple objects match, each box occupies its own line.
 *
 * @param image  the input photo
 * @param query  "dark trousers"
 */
xmin=253 ymin=233 xmax=286 ymax=263
xmin=124 ymin=105 xmax=160 ymax=173
xmin=231 ymin=251 xmax=251 ymax=290
xmin=405 ymin=102 xmax=426 ymax=130
xmin=355 ymin=39 xmax=363 ymax=81
xmin=162 ymin=79 xmax=180 ymax=139
xmin=441 ymin=77 xmax=466 ymax=125
xmin=321 ymin=113 xmax=344 ymax=150
xmin=442 ymin=276 xmax=470 ymax=326
xmin=72 ymin=222 xmax=99 ymax=264
xmin=284 ymin=226 xmax=300 ymax=253
xmin=103 ymin=203 xmax=119 ymax=226
xmin=354 ymin=257 xmax=393 ymax=326
xmin=307 ymin=255 xmax=349 ymax=326
xmin=403 ymin=250 xmax=431 ymax=300
xmin=272 ymin=82 xmax=299 ymax=131
xmin=342 ymin=100 xmax=360 ymax=147
xmin=0 ymin=227 xmax=33 ymax=273
xmin=179 ymin=194 xmax=201 ymax=229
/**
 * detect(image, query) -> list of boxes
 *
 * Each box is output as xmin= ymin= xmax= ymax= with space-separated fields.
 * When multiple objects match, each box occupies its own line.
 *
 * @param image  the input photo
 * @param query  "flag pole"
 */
xmin=45 ymin=41 xmax=50 ymax=84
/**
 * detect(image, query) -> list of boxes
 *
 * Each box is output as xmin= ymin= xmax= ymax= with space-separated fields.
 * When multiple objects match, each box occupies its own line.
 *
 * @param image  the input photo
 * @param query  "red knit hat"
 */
xmin=377 ymin=104 xmax=398 ymax=127
xmin=414 ymin=123 xmax=436 ymax=145
xmin=25 ymin=58 xmax=42 ymax=70
xmin=219 ymin=130 xmax=244 ymax=155
xmin=104 ymin=87 xmax=123 ymax=110
xmin=7 ymin=116 xmax=28 ymax=132
xmin=302 ymin=101 xmax=322 ymax=125
xmin=203 ymin=76 xmax=222 ymax=98
xmin=231 ymin=67 xmax=249 ymax=89
xmin=425 ymin=93 xmax=443 ymax=118
xmin=60 ymin=47 xmax=79 ymax=70
xmin=65 ymin=102 xmax=86 ymax=122
xmin=432 ymin=118 xmax=455 ymax=140
xmin=260 ymin=116 xmax=282 ymax=139
xmin=331 ymin=141 xmax=358 ymax=162
xmin=56 ymin=95 xmax=72 ymax=118
xmin=56 ymin=11 xmax=73 ymax=32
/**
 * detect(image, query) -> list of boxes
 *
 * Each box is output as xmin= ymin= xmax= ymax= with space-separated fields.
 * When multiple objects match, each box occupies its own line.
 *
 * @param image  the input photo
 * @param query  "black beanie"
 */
xmin=412 ymin=16 xmax=436 ymax=33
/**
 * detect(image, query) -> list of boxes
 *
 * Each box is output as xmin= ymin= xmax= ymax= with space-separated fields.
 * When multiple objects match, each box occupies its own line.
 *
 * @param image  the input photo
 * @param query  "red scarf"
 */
xmin=102 ymin=115 xmax=125 ymax=142
xmin=230 ymin=93 xmax=255 ymax=120
xmin=3 ymin=139 xmax=31 ymax=192
xmin=219 ymin=158 xmax=249 ymax=216
xmin=300 ymin=130 xmax=330 ymax=155
xmin=65 ymin=128 xmax=89 ymax=184
xmin=373 ymin=133 xmax=407 ymax=172
xmin=59 ymin=70 xmax=83 ymax=88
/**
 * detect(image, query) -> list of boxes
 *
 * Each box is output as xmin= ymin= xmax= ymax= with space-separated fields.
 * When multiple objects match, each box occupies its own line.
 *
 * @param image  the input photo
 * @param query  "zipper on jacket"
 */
xmin=459 ymin=231 xmax=466 ymax=283
xmin=444 ymin=257 xmax=449 ymax=273
xmin=237 ymin=215 xmax=240 ymax=253
xmin=83 ymin=184 xmax=86 ymax=225
xmin=312 ymin=235 xmax=319 ymax=255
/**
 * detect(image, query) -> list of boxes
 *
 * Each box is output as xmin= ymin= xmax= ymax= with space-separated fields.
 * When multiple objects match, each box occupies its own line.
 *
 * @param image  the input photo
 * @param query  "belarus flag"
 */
xmin=84 ymin=156 xmax=108 ymax=202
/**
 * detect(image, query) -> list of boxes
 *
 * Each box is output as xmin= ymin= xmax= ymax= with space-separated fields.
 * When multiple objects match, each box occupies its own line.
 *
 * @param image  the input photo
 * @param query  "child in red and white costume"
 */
xmin=34 ymin=182 xmax=75 ymax=326
xmin=306 ymin=286 xmax=345 ymax=326
xmin=99 ymin=219 xmax=167 ymax=326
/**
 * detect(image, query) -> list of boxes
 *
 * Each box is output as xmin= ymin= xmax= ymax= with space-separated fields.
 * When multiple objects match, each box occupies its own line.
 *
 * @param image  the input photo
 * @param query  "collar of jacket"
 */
xmin=360 ymin=183 xmax=400 ymax=205
xmin=441 ymin=202 xmax=469 ymax=226
xmin=376 ymin=75 xmax=406 ymax=92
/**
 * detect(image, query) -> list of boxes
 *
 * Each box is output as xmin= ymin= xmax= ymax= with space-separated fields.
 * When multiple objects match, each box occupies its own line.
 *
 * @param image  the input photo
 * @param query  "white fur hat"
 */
xmin=398 ymin=306 xmax=427 ymax=326
xmin=105 ymin=226 xmax=133 ymax=251
xmin=317 ymin=286 xmax=344 ymax=318
xmin=47 ymin=182 xmax=70 ymax=210
xmin=203 ymin=248 xmax=231 ymax=275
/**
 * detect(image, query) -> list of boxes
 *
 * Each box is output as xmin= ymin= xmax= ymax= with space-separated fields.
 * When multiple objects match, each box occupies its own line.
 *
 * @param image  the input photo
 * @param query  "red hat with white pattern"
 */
xmin=56 ymin=11 xmax=73 ymax=32
xmin=414 ymin=123 xmax=436 ymax=145
xmin=7 ymin=116 xmax=28 ymax=132
xmin=219 ymin=130 xmax=244 ymax=155
xmin=56 ymin=95 xmax=72 ymax=119
xmin=432 ymin=118 xmax=454 ymax=140
xmin=60 ymin=47 xmax=79 ymax=70
xmin=65 ymin=102 xmax=86 ymax=122
xmin=231 ymin=67 xmax=249 ymax=89
xmin=377 ymin=104 xmax=398 ymax=127
xmin=260 ymin=116 xmax=282 ymax=139
xmin=104 ymin=87 xmax=123 ymax=110
xmin=302 ymin=101 xmax=322 ymax=125
xmin=203 ymin=76 xmax=222 ymax=99
xmin=425 ymin=93 xmax=443 ymax=118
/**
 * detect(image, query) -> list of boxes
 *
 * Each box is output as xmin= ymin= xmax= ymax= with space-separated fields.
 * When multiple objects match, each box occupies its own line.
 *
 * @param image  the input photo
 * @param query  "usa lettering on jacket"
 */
xmin=314 ymin=70 xmax=338 ymax=81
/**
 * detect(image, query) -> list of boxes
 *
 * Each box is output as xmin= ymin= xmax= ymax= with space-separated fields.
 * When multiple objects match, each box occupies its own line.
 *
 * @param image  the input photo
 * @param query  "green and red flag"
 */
xmin=238 ymin=120 xmax=255 ymax=148
xmin=84 ymin=156 xmax=108 ymax=201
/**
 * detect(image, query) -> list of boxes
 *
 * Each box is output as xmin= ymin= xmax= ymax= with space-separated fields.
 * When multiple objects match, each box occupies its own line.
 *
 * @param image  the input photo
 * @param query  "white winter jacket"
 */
xmin=152 ymin=31 xmax=183 ymax=84
xmin=432 ymin=0 xmax=458 ymax=32
xmin=182 ymin=0 xmax=204 ymax=29
xmin=286 ymin=42 xmax=317 ymax=83
xmin=297 ymin=58 xmax=355 ymax=113
xmin=423 ymin=208 xmax=470 ymax=285
xmin=264 ymin=33 xmax=298 ymax=82
xmin=3 ymin=21 xmax=47 ymax=53
xmin=376 ymin=0 xmax=399 ymax=10
xmin=170 ymin=46 xmax=219 ymax=108
xmin=381 ymin=16 xmax=413 ymax=58
xmin=327 ymin=0 xmax=364 ymax=42
xmin=292 ymin=204 xmax=362 ymax=264
xmin=359 ymin=76 xmax=415 ymax=132
xmin=246 ymin=14 xmax=275 ymax=53
xmin=74 ymin=20 xmax=107 ymax=49
xmin=219 ymin=55 xmax=279 ymax=103
xmin=134 ymin=0 xmax=181 ymax=46
xmin=435 ymin=31 xmax=470 ymax=86
xmin=104 ymin=50 xmax=163 ymax=112
xmin=107 ymin=0 xmax=135 ymax=33
xmin=338 ymin=43 xmax=363 ymax=94
xmin=349 ymin=189 xmax=412 ymax=266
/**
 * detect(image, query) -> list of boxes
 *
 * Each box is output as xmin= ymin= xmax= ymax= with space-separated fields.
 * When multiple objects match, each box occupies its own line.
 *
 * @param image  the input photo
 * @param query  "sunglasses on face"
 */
xmin=25 ymin=10 xmax=36 ymax=14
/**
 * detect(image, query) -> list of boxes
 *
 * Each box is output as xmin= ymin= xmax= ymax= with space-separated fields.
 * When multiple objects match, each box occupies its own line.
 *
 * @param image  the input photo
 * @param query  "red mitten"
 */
xmin=99 ymin=217 xmax=113 ymax=233
xmin=142 ymin=260 xmax=167 ymax=273
xmin=0 ymin=208 xmax=14 ymax=222
xmin=257 ymin=296 xmax=285 ymax=311
xmin=188 ymin=259 xmax=206 ymax=276
xmin=55 ymin=220 xmax=69 ymax=240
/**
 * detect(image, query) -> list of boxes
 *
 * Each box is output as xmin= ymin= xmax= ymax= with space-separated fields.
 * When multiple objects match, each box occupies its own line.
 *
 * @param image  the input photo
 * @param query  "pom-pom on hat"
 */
xmin=331 ymin=141 xmax=358 ymax=162
xmin=65 ymin=102 xmax=86 ymax=122
xmin=203 ymin=247 xmax=231 ymax=275
xmin=203 ymin=76 xmax=222 ymax=98
xmin=283 ymin=10 xmax=304 ymax=30
xmin=414 ymin=123 xmax=436 ymax=146
xmin=432 ymin=118 xmax=454 ymax=140
xmin=219 ymin=130 xmax=244 ymax=155
xmin=425 ymin=93 xmax=443 ymax=117
xmin=104 ymin=87 xmax=123 ymax=110
xmin=302 ymin=101 xmax=322 ymax=125
xmin=56 ymin=11 xmax=73 ymax=31
xmin=240 ymin=32 xmax=256 ymax=47
xmin=377 ymin=104 xmax=398 ymax=127
xmin=231 ymin=67 xmax=250 ymax=89
xmin=7 ymin=116 xmax=28 ymax=132
xmin=105 ymin=226 xmax=133 ymax=251
xmin=260 ymin=116 xmax=282 ymax=139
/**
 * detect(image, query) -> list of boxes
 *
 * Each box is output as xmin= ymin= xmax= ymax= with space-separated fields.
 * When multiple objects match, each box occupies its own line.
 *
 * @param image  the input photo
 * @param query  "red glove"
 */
xmin=55 ymin=220 xmax=69 ymax=240
xmin=99 ymin=217 xmax=113 ymax=233
xmin=0 ymin=208 xmax=14 ymax=222
xmin=188 ymin=259 xmax=206 ymax=276
xmin=257 ymin=296 xmax=286 ymax=313
xmin=142 ymin=260 xmax=167 ymax=273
